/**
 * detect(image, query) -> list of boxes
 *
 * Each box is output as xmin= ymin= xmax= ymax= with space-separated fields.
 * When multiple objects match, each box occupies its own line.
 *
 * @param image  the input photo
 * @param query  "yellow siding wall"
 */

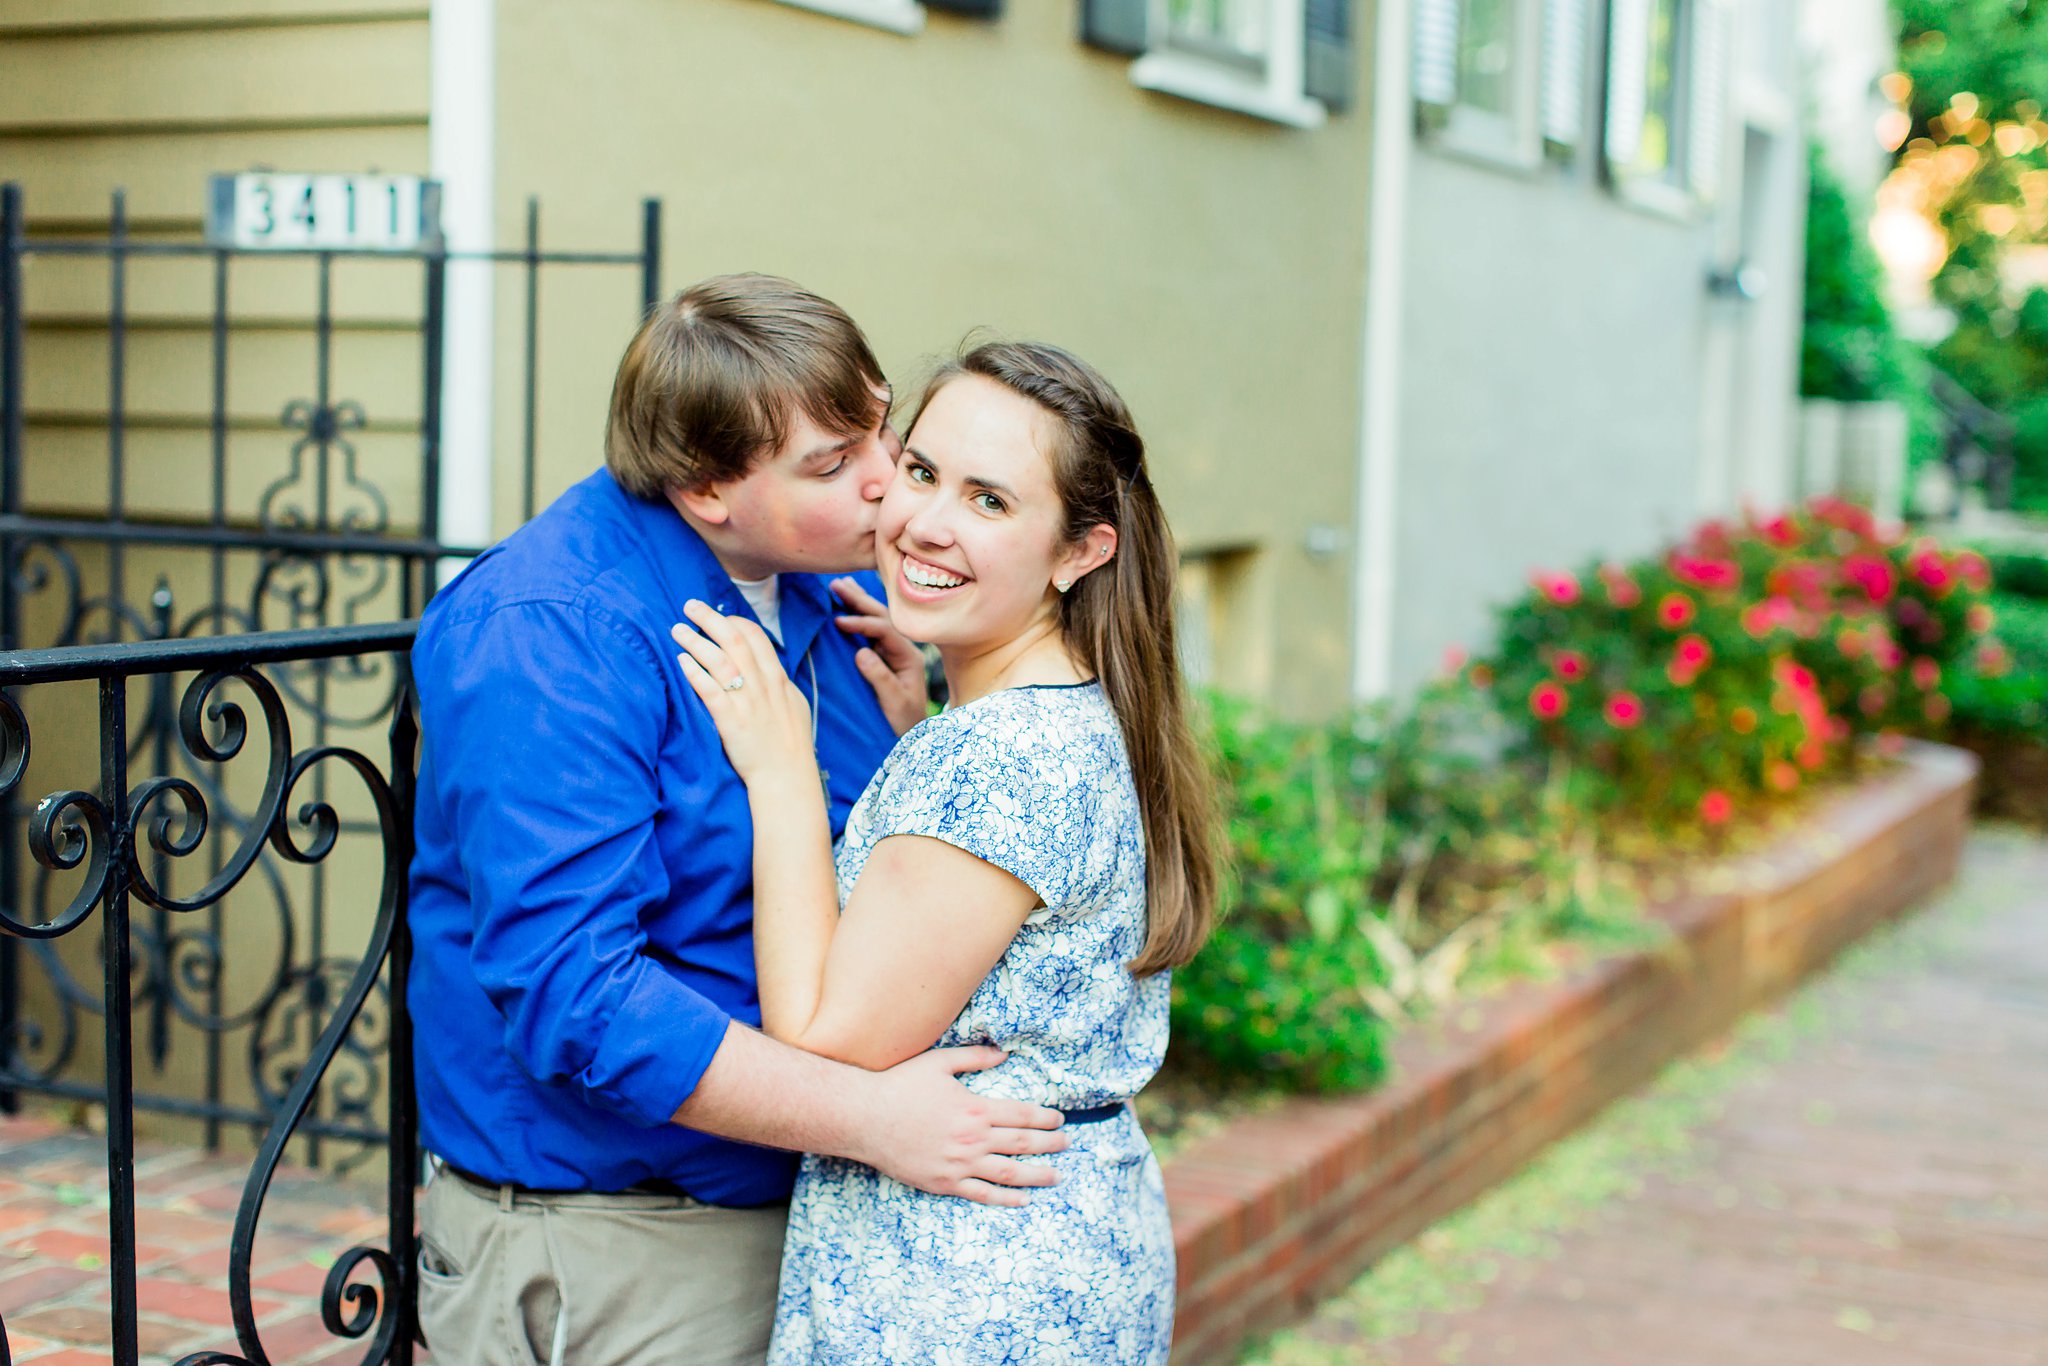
xmin=0 ymin=1 xmax=431 ymax=529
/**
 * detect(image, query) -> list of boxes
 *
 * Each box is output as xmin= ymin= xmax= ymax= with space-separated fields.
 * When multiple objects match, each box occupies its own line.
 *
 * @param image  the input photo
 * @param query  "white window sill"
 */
xmin=1130 ymin=51 xmax=1326 ymax=130
xmin=769 ymin=0 xmax=923 ymax=36
xmin=1610 ymin=173 xmax=1702 ymax=223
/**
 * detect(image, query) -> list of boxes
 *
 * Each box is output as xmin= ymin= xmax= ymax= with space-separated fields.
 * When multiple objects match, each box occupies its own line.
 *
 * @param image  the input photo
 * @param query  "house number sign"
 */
xmin=206 ymin=173 xmax=442 ymax=251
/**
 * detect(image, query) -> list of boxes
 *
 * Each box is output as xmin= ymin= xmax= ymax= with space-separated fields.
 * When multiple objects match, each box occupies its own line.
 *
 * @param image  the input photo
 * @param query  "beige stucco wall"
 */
xmin=491 ymin=0 xmax=1376 ymax=716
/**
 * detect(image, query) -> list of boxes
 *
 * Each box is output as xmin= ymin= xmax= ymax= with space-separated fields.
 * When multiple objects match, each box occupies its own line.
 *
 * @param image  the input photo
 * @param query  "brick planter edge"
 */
xmin=1161 ymin=740 xmax=1979 ymax=1364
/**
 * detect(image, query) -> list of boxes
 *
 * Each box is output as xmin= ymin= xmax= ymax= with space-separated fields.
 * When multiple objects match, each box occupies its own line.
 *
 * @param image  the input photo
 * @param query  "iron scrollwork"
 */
xmin=0 ymin=653 xmax=417 ymax=1366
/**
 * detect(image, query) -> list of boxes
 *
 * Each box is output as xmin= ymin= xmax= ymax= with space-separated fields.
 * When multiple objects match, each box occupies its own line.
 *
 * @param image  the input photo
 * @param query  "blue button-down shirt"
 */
xmin=408 ymin=468 xmax=898 ymax=1205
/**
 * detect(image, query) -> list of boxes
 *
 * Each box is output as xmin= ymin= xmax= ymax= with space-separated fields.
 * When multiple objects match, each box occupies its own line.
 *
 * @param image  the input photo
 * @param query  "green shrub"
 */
xmin=1170 ymin=681 xmax=1636 ymax=1093
xmin=1949 ymin=592 xmax=2048 ymax=739
xmin=1972 ymin=542 xmax=2048 ymax=602
xmin=1800 ymin=144 xmax=1906 ymax=403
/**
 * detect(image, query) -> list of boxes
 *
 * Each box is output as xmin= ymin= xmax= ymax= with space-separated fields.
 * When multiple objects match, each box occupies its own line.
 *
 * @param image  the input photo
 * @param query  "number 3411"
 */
xmin=217 ymin=174 xmax=432 ymax=251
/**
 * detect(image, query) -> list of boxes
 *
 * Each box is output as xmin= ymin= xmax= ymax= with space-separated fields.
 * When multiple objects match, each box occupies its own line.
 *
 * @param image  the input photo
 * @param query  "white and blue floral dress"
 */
xmin=767 ymin=682 xmax=1175 ymax=1366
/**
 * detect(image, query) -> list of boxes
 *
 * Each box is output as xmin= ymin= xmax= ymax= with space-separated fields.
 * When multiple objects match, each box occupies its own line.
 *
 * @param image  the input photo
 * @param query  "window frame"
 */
xmin=1128 ymin=0 xmax=1329 ymax=129
xmin=1429 ymin=0 xmax=1546 ymax=170
xmin=1602 ymin=0 xmax=1731 ymax=220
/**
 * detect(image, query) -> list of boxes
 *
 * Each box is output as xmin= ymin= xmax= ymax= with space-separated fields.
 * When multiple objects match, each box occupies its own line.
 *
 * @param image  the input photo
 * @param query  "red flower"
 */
xmin=1872 ymin=637 xmax=1905 ymax=671
xmin=1910 ymin=548 xmax=1955 ymax=597
xmin=1924 ymin=693 xmax=1953 ymax=723
xmin=1604 ymin=692 xmax=1644 ymax=729
xmin=1742 ymin=598 xmax=1794 ymax=639
xmin=1766 ymin=761 xmax=1800 ymax=793
xmin=1441 ymin=645 xmax=1469 ymax=676
xmin=1529 ymin=681 xmax=1568 ymax=719
xmin=1657 ymin=593 xmax=1696 ymax=629
xmin=1808 ymin=495 xmax=1875 ymax=538
xmin=1954 ymin=550 xmax=1991 ymax=591
xmin=1699 ymin=790 xmax=1734 ymax=825
xmin=1842 ymin=553 xmax=1896 ymax=604
xmin=1835 ymin=627 xmax=1865 ymax=659
xmin=1760 ymin=514 xmax=1800 ymax=547
xmin=1532 ymin=570 xmax=1581 ymax=606
xmin=1552 ymin=649 xmax=1589 ymax=682
xmin=1858 ymin=684 xmax=1891 ymax=717
xmin=1909 ymin=657 xmax=1941 ymax=690
xmin=1674 ymin=635 xmax=1712 ymax=671
xmin=1599 ymin=563 xmax=1642 ymax=608
xmin=1671 ymin=553 xmax=1740 ymax=592
xmin=1730 ymin=706 xmax=1758 ymax=735
xmin=1775 ymin=660 xmax=1817 ymax=694
xmin=1797 ymin=740 xmax=1826 ymax=770
xmin=1967 ymin=603 xmax=1995 ymax=634
xmin=1975 ymin=641 xmax=2010 ymax=677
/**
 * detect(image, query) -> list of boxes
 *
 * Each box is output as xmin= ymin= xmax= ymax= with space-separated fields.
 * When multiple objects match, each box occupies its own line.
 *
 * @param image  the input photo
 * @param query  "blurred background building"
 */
xmin=0 ymin=0 xmax=1903 ymax=713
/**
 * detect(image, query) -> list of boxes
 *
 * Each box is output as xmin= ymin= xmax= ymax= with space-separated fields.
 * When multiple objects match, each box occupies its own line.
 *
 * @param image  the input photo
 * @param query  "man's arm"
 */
xmin=425 ymin=601 xmax=1065 ymax=1202
xmin=675 ymin=1023 xmax=1067 ymax=1207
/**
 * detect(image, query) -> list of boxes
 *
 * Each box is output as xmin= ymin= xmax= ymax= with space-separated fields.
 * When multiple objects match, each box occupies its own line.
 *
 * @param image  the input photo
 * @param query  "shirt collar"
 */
xmin=607 ymin=469 xmax=836 ymax=671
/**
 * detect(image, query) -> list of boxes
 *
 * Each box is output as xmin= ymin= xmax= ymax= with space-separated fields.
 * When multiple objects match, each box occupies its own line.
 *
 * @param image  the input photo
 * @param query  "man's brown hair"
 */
xmin=605 ymin=273 xmax=887 ymax=498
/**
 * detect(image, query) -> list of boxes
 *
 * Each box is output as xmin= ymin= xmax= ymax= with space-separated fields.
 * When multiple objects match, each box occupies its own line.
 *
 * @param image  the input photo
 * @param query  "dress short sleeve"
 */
xmin=875 ymin=692 xmax=1108 ymax=911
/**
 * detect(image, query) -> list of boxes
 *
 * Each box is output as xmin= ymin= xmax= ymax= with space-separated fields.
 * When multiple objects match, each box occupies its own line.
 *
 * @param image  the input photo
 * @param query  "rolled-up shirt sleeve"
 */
xmin=418 ymin=597 xmax=729 ymax=1127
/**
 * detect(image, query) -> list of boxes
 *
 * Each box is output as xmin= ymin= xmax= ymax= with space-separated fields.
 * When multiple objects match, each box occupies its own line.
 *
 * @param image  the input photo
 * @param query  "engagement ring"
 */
xmin=723 ymin=676 xmax=746 ymax=692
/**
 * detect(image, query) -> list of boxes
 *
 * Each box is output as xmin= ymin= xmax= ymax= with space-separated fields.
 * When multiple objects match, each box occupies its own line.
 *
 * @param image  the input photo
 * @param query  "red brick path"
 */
xmin=0 ymin=1122 xmax=393 ymax=1365
xmin=1277 ymin=830 xmax=2048 ymax=1365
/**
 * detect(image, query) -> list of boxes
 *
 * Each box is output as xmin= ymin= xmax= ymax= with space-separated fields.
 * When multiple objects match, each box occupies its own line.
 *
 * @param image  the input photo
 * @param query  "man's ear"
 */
xmin=667 ymin=483 xmax=730 ymax=526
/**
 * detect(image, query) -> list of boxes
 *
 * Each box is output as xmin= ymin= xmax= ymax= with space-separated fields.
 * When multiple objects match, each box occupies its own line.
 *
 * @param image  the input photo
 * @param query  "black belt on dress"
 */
xmin=1061 ymin=1103 xmax=1129 ymax=1125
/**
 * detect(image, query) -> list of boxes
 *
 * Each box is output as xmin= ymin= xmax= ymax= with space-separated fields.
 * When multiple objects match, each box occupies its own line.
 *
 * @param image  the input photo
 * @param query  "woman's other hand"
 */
xmin=830 ymin=576 xmax=930 ymax=737
xmin=673 ymin=601 xmax=818 ymax=788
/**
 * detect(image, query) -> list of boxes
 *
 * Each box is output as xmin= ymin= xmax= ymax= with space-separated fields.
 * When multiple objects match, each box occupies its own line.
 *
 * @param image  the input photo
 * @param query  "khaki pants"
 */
xmin=416 ymin=1168 xmax=788 ymax=1366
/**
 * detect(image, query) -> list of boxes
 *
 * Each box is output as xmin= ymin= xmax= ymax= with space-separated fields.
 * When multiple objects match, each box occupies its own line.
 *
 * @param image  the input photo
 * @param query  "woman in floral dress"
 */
xmin=672 ymin=340 xmax=1220 ymax=1364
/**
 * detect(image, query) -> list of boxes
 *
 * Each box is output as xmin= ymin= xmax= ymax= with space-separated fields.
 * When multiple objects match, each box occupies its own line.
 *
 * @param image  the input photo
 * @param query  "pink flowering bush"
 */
xmin=1480 ymin=499 xmax=1997 ymax=825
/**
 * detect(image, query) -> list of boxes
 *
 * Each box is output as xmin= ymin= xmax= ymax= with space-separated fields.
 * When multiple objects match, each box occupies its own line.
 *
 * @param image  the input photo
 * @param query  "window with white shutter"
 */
xmin=1414 ymin=0 xmax=1545 ymax=169
xmin=1097 ymin=0 xmax=1350 ymax=128
xmin=1603 ymin=0 xmax=1729 ymax=215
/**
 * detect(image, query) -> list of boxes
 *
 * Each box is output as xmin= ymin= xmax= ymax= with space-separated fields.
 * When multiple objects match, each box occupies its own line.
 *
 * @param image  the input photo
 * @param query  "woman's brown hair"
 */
xmin=914 ymin=341 xmax=1220 ymax=976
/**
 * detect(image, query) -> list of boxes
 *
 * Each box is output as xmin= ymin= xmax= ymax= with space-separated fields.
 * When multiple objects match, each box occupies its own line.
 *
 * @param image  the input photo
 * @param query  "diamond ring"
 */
xmin=723 ymin=675 xmax=746 ymax=692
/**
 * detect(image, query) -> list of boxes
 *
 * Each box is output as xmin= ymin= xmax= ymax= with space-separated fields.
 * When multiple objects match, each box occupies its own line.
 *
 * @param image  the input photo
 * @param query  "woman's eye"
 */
xmin=975 ymin=493 xmax=1006 ymax=514
xmin=908 ymin=463 xmax=935 ymax=484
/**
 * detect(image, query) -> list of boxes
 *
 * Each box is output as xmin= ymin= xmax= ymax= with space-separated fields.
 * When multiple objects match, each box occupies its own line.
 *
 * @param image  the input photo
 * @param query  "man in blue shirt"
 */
xmin=408 ymin=276 xmax=1067 ymax=1365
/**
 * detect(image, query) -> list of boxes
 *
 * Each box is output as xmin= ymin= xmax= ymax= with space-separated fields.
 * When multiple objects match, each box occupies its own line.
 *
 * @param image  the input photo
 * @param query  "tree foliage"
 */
xmin=1889 ymin=0 xmax=2048 ymax=503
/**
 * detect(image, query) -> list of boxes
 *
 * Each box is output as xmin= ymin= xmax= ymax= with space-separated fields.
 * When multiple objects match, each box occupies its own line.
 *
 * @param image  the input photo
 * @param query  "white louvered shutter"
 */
xmin=1541 ymin=0 xmax=1589 ymax=151
xmin=1603 ymin=0 xmax=1652 ymax=171
xmin=1687 ymin=0 xmax=1733 ymax=201
xmin=1413 ymin=0 xmax=1461 ymax=108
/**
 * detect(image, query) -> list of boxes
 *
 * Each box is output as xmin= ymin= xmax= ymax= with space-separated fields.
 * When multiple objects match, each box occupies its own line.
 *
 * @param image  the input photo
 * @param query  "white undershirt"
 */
xmin=732 ymin=573 xmax=782 ymax=643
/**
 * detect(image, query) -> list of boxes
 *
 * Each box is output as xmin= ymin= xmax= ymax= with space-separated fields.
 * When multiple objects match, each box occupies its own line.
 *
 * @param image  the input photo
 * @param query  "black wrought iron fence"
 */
xmin=0 ymin=620 xmax=420 ymax=1366
xmin=0 ymin=183 xmax=659 ymax=1166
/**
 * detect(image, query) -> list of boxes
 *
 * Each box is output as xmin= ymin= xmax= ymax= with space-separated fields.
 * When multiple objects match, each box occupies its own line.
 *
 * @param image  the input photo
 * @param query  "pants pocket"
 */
xmin=416 ymin=1180 xmax=518 ymax=1363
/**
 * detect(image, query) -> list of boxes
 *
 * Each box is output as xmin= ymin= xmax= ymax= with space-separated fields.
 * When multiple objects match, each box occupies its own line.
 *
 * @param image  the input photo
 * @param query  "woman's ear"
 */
xmin=1054 ymin=524 xmax=1118 ymax=592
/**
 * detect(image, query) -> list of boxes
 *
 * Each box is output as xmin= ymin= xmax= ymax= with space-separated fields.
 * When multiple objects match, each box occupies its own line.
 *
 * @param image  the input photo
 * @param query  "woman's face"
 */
xmin=878 ymin=374 xmax=1108 ymax=650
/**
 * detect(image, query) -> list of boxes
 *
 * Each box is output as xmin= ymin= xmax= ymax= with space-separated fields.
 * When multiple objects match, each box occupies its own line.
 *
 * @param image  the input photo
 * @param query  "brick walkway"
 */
xmin=0 ymin=1120 xmax=391 ymax=1365
xmin=1258 ymin=828 xmax=2048 ymax=1365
